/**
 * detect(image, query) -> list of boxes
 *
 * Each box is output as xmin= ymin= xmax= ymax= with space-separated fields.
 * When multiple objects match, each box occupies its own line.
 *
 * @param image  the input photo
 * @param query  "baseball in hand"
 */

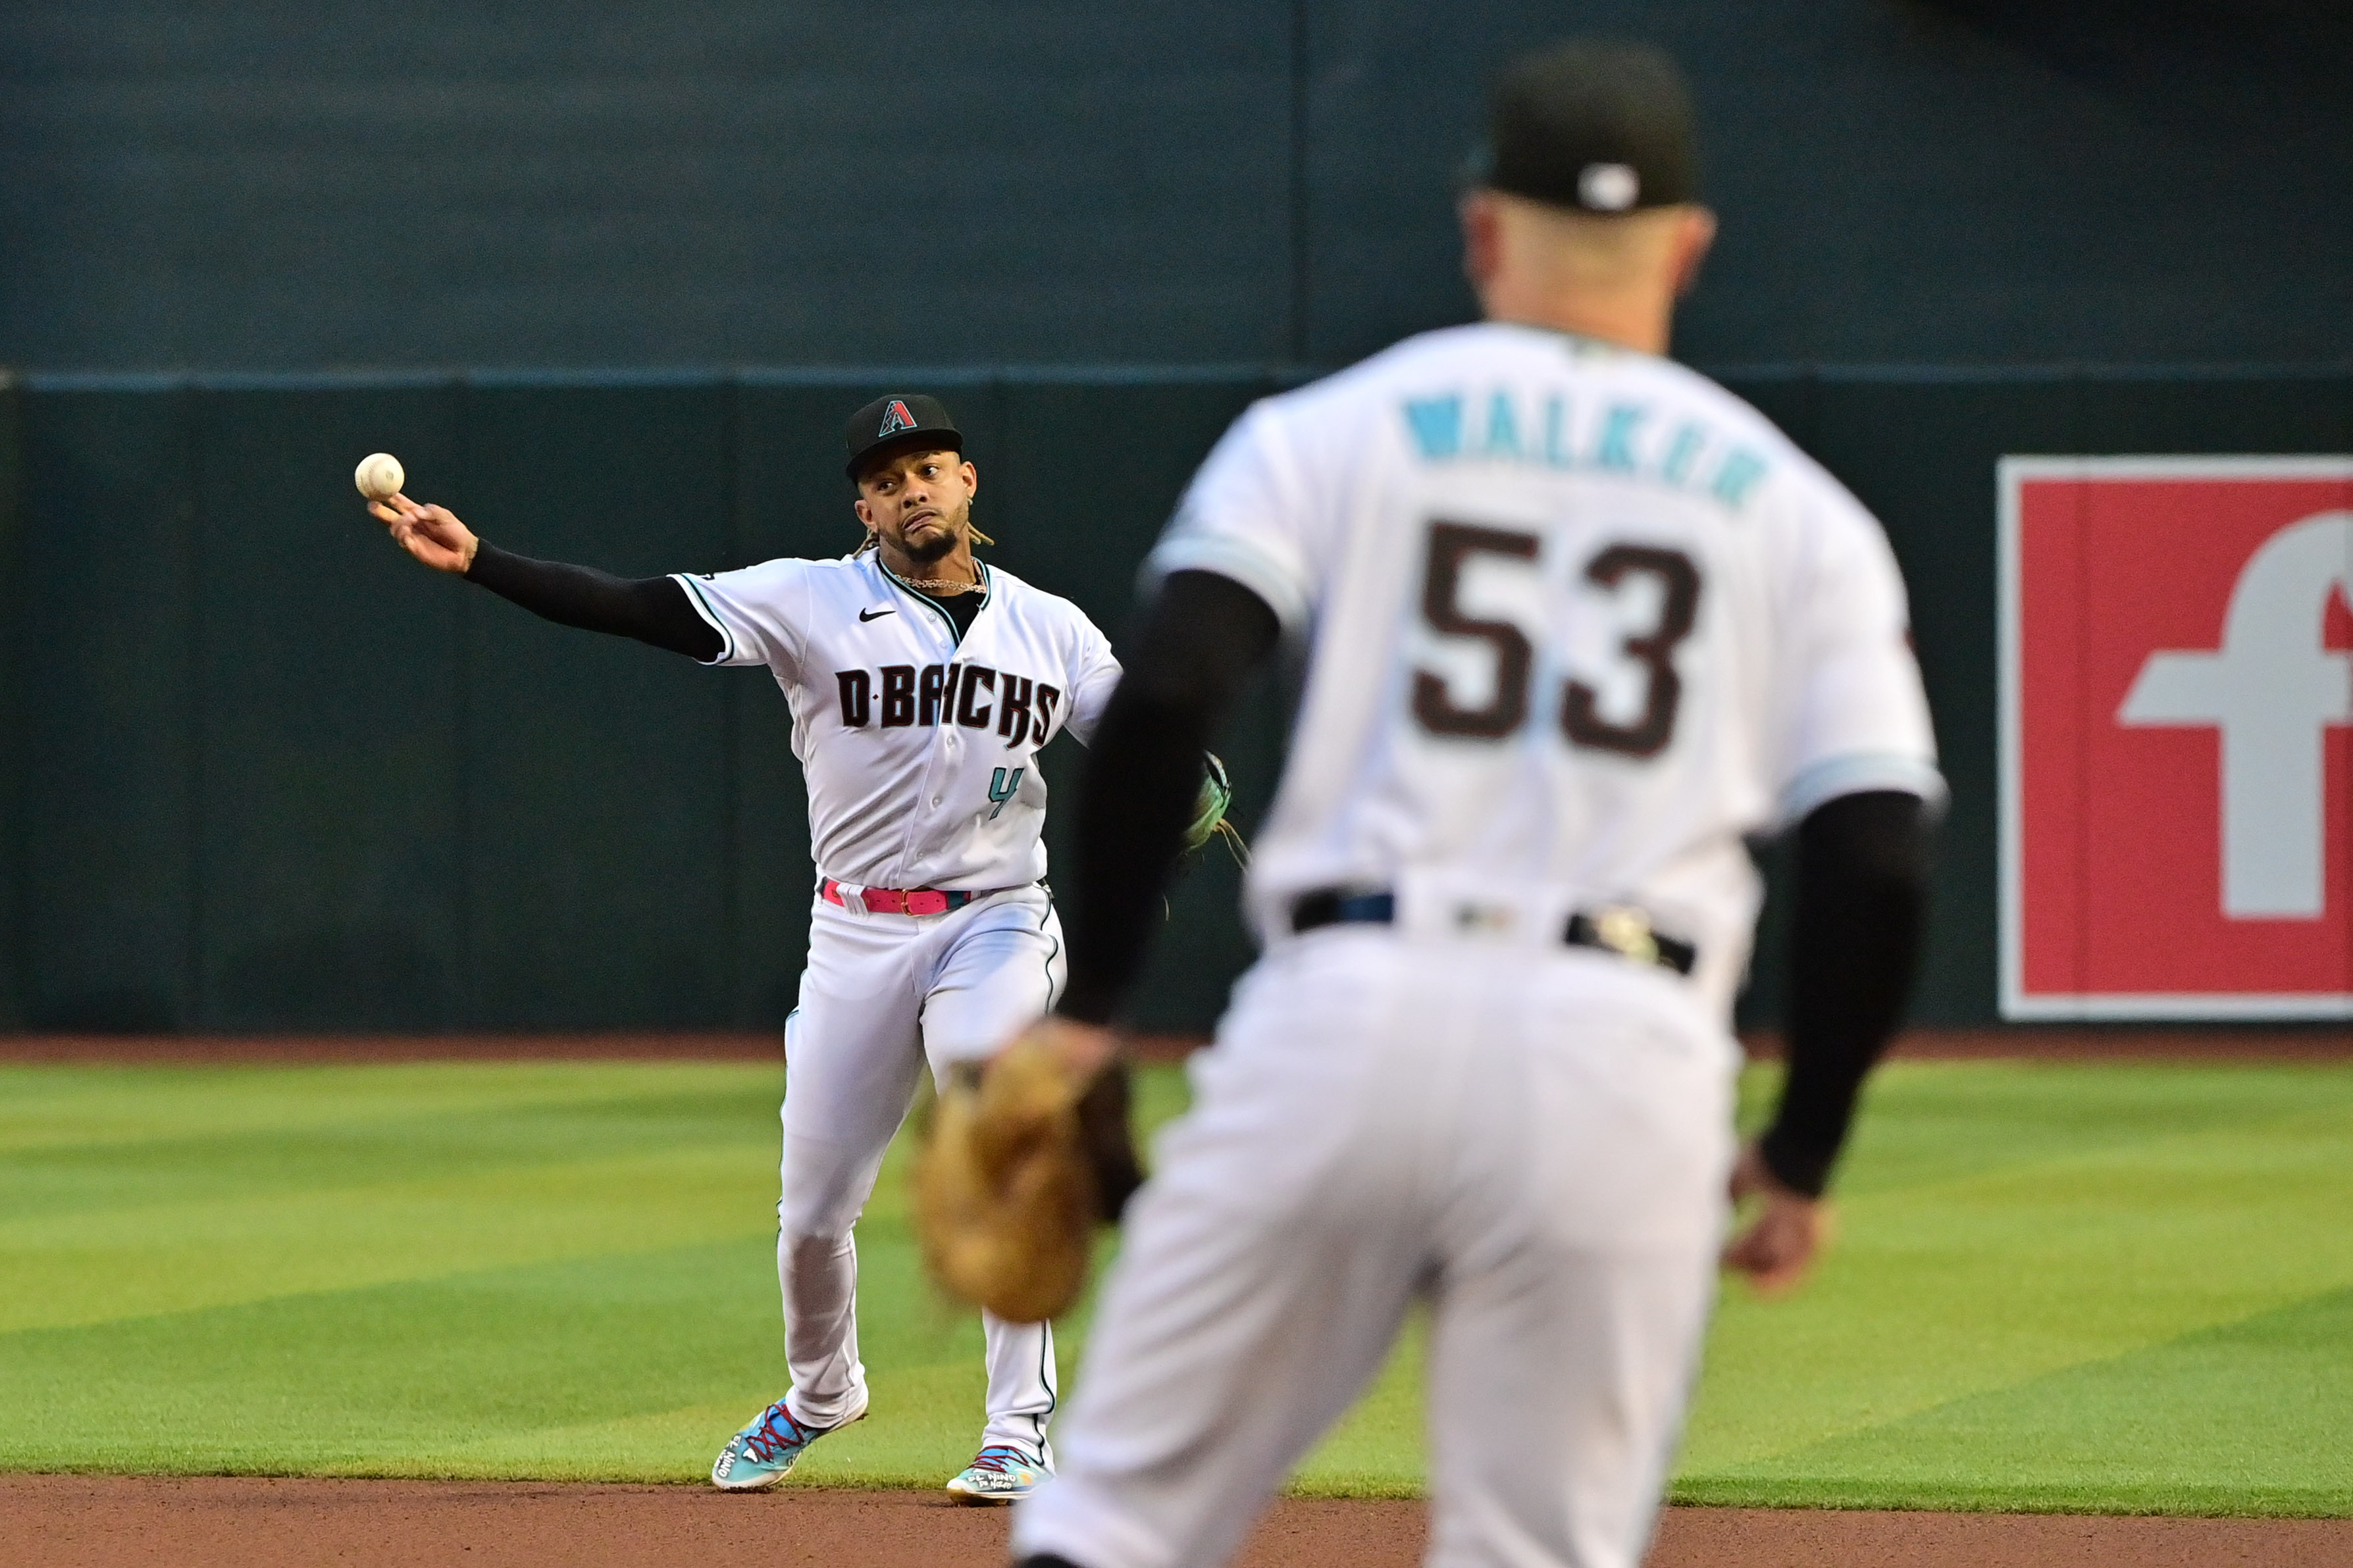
xmin=354 ymin=452 xmax=405 ymax=503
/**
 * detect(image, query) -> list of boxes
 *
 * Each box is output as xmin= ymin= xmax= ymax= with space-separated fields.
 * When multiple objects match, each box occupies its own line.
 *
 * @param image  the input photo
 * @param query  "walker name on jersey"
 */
xmin=835 ymin=662 xmax=1062 ymax=747
xmin=1401 ymin=390 xmax=1769 ymax=511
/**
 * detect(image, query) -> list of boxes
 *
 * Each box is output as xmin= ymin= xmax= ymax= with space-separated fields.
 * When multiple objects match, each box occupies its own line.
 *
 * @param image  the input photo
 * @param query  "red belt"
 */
xmin=820 ymin=879 xmax=1012 ymax=917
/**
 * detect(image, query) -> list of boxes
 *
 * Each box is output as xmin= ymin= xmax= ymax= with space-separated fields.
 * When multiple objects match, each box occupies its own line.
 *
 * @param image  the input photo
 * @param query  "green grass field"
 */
xmin=2 ymin=1055 xmax=2348 ymax=1515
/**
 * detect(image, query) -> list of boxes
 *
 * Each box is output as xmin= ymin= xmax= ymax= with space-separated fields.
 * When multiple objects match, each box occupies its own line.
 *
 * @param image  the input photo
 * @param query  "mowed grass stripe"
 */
xmin=0 ymin=1198 xmax=1419 ymax=1492
xmin=0 ymin=1217 xmax=1057 ymax=1485
xmin=3 ymin=1058 xmax=2348 ymax=1513
xmin=1678 ymin=1285 xmax=2353 ymax=1517
xmin=0 ymin=1064 xmax=787 ymax=1335
xmin=0 ymin=1146 xmax=783 ymax=1335
xmin=1684 ymin=1080 xmax=2353 ymax=1471
xmin=1797 ymin=1060 xmax=2353 ymax=1198
xmin=0 ymin=1239 xmax=789 ymax=1477
xmin=0 ymin=1088 xmax=778 ymax=1224
xmin=0 ymin=1062 xmax=780 ymax=1154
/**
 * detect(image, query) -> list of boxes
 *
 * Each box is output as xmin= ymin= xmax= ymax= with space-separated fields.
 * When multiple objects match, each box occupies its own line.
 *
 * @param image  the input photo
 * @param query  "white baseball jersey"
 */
xmin=673 ymin=549 xmax=1108 ymax=1461
xmin=673 ymin=552 xmax=1122 ymax=892
xmin=1148 ymin=320 xmax=1943 ymax=1019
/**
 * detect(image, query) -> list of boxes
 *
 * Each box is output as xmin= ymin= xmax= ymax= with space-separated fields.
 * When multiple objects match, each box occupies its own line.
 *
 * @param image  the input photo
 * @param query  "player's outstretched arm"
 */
xmin=365 ymin=495 xmax=721 ymax=661
xmin=1724 ymin=788 xmax=1933 ymax=1293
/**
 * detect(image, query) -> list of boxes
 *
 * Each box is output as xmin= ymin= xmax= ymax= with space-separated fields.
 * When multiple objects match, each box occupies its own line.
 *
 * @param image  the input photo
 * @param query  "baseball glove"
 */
xmin=1181 ymin=751 xmax=1249 ymax=865
xmin=912 ymin=1023 xmax=1145 ymax=1325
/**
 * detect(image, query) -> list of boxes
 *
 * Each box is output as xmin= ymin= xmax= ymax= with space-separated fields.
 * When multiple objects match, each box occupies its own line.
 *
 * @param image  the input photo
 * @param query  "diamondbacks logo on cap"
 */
xmin=878 ymin=400 xmax=918 ymax=438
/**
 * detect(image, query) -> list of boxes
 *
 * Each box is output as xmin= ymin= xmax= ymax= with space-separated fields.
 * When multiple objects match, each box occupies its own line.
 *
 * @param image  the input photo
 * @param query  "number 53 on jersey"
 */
xmin=1411 ymin=519 xmax=1701 ymax=758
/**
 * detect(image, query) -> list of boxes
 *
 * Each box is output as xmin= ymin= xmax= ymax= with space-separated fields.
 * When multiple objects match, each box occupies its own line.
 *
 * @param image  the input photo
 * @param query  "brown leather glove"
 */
xmin=912 ymin=1023 xmax=1145 ymax=1324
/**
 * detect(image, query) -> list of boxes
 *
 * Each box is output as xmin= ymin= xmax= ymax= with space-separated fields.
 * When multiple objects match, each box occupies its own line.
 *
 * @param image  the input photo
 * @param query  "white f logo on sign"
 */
xmin=2117 ymin=511 xmax=2353 ymax=917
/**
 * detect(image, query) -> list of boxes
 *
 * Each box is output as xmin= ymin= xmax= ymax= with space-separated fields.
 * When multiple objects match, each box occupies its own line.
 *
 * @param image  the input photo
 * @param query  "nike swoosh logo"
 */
xmin=858 ymin=607 xmax=895 ymax=622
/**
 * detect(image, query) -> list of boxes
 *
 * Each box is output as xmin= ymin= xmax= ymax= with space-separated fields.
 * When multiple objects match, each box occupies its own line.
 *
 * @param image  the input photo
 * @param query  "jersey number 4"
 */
xmin=1410 ymin=520 xmax=1701 ymax=758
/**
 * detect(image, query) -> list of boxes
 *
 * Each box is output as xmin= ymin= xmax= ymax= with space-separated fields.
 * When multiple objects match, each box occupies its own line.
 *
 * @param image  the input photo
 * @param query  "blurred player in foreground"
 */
xmin=367 ymin=396 xmax=1134 ymax=1502
xmin=1005 ymin=40 xmax=1941 ymax=1568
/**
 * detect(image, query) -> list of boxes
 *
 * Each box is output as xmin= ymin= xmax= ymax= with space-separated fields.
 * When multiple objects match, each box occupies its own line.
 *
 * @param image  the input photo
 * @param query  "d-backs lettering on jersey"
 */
xmin=673 ymin=555 xmax=1120 ymax=893
xmin=834 ymin=661 xmax=1064 ymax=749
xmin=1149 ymin=320 xmax=1942 ymax=1021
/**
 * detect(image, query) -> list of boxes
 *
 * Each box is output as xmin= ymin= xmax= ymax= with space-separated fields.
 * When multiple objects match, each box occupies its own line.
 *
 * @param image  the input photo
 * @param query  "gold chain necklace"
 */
xmin=887 ymin=563 xmax=983 ymax=595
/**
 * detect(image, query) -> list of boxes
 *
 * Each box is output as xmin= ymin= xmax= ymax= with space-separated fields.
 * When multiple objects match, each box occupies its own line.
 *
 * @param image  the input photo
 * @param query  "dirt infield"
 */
xmin=5 ymin=1477 xmax=2342 ymax=1567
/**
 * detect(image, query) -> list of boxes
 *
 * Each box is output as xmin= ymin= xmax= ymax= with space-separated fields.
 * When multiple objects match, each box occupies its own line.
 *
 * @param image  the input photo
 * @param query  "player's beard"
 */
xmin=898 ymin=505 xmax=966 ymax=565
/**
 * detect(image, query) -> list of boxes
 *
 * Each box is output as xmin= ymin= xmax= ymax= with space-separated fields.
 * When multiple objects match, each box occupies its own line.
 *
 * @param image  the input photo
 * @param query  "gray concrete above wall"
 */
xmin=3 ymin=2 xmax=2348 ymax=373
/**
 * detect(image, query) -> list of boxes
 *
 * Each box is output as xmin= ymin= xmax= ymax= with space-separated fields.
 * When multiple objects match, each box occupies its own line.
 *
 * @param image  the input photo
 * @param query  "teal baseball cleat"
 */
xmin=710 ymin=1397 xmax=865 ymax=1491
xmin=944 ymin=1442 xmax=1052 ymax=1505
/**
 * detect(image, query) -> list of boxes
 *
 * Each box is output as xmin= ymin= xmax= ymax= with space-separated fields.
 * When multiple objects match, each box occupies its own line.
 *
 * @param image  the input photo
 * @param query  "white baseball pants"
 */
xmin=776 ymin=883 xmax=1066 ymax=1457
xmin=1014 ymin=926 xmax=1738 ymax=1568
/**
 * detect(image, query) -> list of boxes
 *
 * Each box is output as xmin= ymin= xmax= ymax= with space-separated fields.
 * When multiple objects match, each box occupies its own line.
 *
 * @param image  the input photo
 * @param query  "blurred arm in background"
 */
xmin=1055 ymin=570 xmax=1280 ymax=1027
xmin=1726 ymin=788 xmax=1934 ymax=1290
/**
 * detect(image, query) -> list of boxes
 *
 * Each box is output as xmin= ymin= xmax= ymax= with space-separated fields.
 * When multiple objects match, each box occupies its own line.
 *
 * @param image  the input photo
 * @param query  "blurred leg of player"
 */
xmin=777 ymin=886 xmax=1065 ymax=1447
xmin=1013 ymin=931 xmax=1734 ymax=1568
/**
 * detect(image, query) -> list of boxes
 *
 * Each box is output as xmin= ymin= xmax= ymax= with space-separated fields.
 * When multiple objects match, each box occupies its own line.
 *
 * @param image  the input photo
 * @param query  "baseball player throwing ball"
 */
xmin=366 ymin=395 xmax=1135 ymax=1502
xmin=973 ymin=41 xmax=1943 ymax=1568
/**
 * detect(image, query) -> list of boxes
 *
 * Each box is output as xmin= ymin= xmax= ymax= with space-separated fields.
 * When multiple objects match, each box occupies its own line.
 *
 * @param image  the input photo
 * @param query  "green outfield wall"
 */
xmin=8 ymin=4 xmax=2350 ymax=374
xmin=1 ymin=366 xmax=2346 ymax=1034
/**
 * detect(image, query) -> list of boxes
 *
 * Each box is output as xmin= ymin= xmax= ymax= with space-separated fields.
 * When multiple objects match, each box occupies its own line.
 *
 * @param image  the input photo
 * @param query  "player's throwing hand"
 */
xmin=365 ymin=492 xmax=480 ymax=575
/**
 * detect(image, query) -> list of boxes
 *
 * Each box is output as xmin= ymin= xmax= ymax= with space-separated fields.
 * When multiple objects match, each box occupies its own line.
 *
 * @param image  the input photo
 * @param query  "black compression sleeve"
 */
xmin=1759 ymin=790 xmax=1934 ymax=1198
xmin=1056 ymin=570 xmax=1282 ymax=1026
xmin=464 ymin=541 xmax=723 ymax=661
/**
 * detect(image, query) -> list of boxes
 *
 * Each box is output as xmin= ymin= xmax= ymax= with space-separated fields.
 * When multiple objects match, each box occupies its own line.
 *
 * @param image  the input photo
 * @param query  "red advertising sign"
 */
xmin=2001 ymin=458 xmax=2353 ymax=1019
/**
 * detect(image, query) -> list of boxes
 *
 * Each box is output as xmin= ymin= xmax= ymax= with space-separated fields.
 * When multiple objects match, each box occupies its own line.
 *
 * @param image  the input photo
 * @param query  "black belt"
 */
xmin=1291 ymin=888 xmax=1697 ymax=976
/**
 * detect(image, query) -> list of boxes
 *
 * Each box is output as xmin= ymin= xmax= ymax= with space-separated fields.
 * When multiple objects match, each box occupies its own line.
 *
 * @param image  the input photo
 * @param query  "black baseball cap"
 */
xmin=845 ymin=393 xmax=964 ymax=481
xmin=1464 ymin=41 xmax=1699 ymax=215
